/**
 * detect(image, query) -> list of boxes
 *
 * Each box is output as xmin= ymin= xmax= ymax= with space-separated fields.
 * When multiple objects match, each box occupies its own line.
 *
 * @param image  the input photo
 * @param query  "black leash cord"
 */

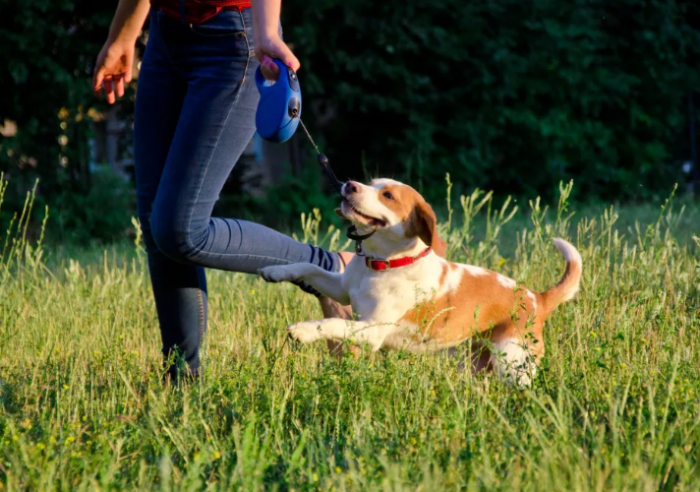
xmin=299 ymin=119 xmax=344 ymax=197
xmin=298 ymin=118 xmax=375 ymax=251
xmin=316 ymin=153 xmax=344 ymax=197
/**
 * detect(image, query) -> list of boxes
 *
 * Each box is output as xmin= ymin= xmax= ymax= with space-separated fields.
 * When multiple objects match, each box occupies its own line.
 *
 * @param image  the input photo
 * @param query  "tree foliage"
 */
xmin=1 ymin=0 xmax=699 ymax=240
xmin=286 ymin=0 xmax=700 ymax=201
xmin=0 ymin=0 xmax=134 ymax=239
xmin=0 ymin=0 xmax=114 ymax=179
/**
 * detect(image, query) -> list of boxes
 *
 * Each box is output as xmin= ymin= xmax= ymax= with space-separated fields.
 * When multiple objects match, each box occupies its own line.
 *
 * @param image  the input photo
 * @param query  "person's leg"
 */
xmin=141 ymin=9 xmax=347 ymax=374
xmin=134 ymin=9 xmax=207 ymax=378
xmin=149 ymin=9 xmax=341 ymax=279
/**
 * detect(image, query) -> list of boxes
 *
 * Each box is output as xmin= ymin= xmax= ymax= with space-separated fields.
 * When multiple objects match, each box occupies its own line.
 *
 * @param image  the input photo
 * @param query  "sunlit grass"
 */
xmin=1 ymin=176 xmax=699 ymax=491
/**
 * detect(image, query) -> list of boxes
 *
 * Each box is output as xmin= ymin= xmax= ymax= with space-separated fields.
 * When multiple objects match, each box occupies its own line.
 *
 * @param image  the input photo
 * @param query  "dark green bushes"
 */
xmin=1 ymin=0 xmax=699 ymax=241
xmin=286 ymin=0 xmax=700 ymax=202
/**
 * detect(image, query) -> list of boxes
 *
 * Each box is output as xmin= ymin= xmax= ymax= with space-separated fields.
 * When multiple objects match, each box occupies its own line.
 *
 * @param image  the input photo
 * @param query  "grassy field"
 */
xmin=1 ymin=181 xmax=700 ymax=491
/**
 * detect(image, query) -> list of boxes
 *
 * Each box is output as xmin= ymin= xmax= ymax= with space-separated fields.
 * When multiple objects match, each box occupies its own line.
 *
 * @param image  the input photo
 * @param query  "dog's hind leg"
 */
xmin=319 ymin=298 xmax=359 ymax=360
xmin=469 ymin=339 xmax=493 ymax=375
xmin=490 ymin=335 xmax=543 ymax=387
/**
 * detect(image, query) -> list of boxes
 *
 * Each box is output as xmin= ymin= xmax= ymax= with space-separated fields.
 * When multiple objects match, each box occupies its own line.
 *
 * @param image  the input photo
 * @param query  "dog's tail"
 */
xmin=540 ymin=238 xmax=582 ymax=315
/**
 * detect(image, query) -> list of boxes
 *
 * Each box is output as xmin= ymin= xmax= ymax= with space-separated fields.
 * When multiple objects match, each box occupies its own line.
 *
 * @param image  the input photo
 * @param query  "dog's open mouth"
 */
xmin=340 ymin=199 xmax=387 ymax=228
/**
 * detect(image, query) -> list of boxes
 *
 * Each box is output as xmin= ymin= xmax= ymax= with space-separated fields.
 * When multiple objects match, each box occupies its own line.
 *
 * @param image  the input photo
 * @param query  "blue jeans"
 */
xmin=134 ymin=8 xmax=340 ymax=377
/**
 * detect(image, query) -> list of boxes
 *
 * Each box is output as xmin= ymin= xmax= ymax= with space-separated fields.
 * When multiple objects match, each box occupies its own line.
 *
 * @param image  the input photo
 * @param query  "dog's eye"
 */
xmin=383 ymin=192 xmax=394 ymax=200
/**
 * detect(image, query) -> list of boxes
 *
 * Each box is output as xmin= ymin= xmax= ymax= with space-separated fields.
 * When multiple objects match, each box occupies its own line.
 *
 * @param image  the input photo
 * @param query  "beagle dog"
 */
xmin=260 ymin=179 xmax=582 ymax=385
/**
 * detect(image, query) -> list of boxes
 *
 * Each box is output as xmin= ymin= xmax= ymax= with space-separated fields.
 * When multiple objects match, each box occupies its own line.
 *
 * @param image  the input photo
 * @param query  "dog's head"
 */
xmin=336 ymin=178 xmax=446 ymax=258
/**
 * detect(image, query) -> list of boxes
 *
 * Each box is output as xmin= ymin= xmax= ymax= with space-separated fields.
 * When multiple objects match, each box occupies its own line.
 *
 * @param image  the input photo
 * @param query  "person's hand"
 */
xmin=255 ymin=33 xmax=300 ymax=81
xmin=93 ymin=39 xmax=136 ymax=104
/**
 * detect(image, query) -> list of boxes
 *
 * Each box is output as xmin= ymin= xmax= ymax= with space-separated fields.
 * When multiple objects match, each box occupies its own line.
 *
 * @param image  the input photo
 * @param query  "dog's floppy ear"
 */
xmin=408 ymin=198 xmax=447 ymax=257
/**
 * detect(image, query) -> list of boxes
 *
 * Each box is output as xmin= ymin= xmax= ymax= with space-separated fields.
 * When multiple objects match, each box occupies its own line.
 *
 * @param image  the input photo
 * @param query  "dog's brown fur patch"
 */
xmin=400 ymin=266 xmax=545 ymax=358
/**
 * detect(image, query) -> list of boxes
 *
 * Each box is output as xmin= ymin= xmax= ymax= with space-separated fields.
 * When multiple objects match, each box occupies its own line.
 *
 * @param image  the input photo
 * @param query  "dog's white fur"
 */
xmin=260 ymin=179 xmax=582 ymax=386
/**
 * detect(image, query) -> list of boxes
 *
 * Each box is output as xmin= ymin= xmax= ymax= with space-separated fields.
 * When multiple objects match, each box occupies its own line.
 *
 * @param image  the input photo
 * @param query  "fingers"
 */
xmin=277 ymin=43 xmax=300 ymax=72
xmin=103 ymin=75 xmax=116 ymax=105
xmin=92 ymin=42 xmax=134 ymax=102
xmin=124 ymin=65 xmax=133 ymax=84
xmin=257 ymin=36 xmax=301 ymax=80
xmin=93 ymin=68 xmax=128 ymax=104
xmin=115 ymin=74 xmax=125 ymax=99
xmin=124 ymin=48 xmax=135 ymax=84
xmin=93 ymin=66 xmax=106 ymax=98
xmin=260 ymin=63 xmax=278 ymax=81
xmin=266 ymin=43 xmax=300 ymax=72
xmin=260 ymin=55 xmax=280 ymax=81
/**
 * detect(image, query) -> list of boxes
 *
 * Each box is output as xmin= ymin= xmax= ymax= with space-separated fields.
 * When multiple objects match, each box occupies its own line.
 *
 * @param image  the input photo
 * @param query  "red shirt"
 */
xmin=151 ymin=0 xmax=252 ymax=24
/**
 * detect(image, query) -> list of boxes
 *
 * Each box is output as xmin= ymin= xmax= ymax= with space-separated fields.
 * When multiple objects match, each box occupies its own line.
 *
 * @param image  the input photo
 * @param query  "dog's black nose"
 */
xmin=344 ymin=181 xmax=361 ymax=195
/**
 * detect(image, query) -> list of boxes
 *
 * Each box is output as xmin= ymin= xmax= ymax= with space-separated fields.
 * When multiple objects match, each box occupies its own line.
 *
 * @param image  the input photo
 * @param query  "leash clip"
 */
xmin=347 ymin=224 xmax=374 ymax=256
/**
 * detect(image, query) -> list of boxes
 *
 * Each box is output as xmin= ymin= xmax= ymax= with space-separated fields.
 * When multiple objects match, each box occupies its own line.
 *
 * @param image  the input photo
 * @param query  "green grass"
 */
xmin=1 ymin=178 xmax=700 ymax=491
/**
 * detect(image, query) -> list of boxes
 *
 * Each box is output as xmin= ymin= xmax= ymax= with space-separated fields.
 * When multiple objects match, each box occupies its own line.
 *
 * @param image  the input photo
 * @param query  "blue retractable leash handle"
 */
xmin=254 ymin=58 xmax=371 ymax=248
xmin=255 ymin=58 xmax=301 ymax=143
xmin=253 ymin=58 xmax=343 ymax=197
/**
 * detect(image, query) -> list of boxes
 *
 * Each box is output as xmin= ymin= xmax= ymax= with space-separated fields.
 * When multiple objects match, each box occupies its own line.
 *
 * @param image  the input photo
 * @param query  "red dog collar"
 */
xmin=365 ymin=247 xmax=432 ymax=272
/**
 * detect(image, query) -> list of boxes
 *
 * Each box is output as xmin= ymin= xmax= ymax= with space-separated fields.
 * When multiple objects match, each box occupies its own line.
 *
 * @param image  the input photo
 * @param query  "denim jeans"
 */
xmin=134 ymin=8 xmax=339 ymax=377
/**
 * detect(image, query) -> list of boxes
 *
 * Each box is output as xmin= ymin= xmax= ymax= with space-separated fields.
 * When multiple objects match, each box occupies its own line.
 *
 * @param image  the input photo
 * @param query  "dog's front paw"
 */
xmin=287 ymin=321 xmax=322 ymax=344
xmin=259 ymin=265 xmax=295 ymax=283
